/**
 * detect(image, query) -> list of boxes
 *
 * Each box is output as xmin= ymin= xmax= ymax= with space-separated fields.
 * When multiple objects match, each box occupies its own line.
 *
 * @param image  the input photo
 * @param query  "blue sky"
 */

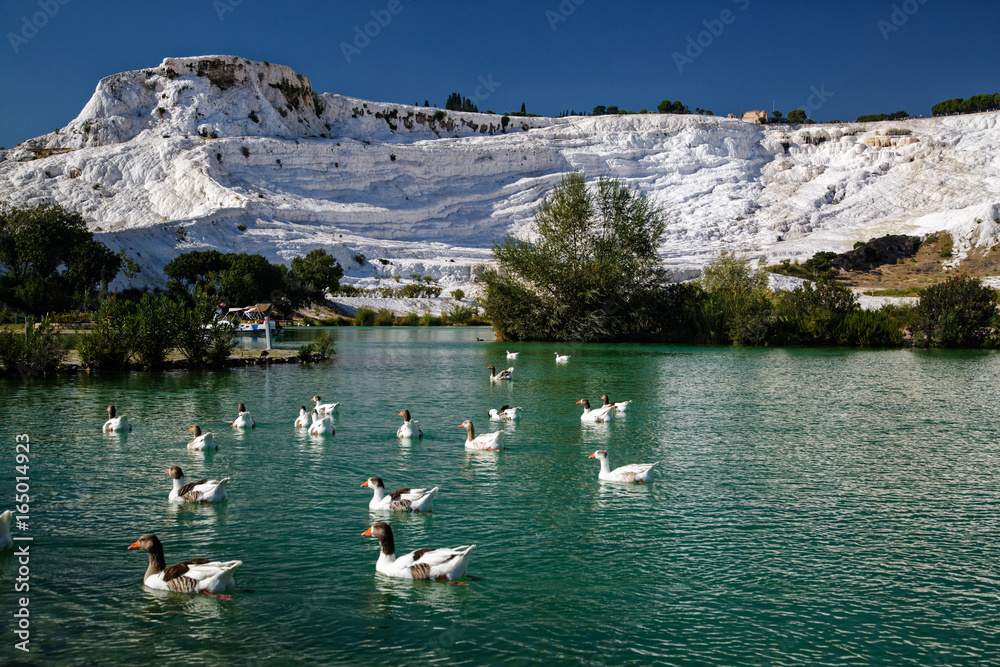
xmin=1 ymin=0 xmax=998 ymax=148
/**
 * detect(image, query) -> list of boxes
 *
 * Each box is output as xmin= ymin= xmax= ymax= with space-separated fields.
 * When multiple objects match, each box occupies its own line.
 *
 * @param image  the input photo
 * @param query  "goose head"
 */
xmin=600 ymin=394 xmax=610 ymax=405
xmin=106 ymin=405 xmax=117 ymax=418
xmin=398 ymin=409 xmax=412 ymax=422
xmin=165 ymin=465 xmax=184 ymax=480
xmin=188 ymin=425 xmax=203 ymax=437
xmin=127 ymin=533 xmax=163 ymax=553
xmin=362 ymin=521 xmax=395 ymax=556
xmin=237 ymin=402 xmax=247 ymax=413
xmin=361 ymin=477 xmax=385 ymax=489
xmin=458 ymin=420 xmax=475 ymax=438
xmin=589 ymin=450 xmax=608 ymax=460
xmin=576 ymin=399 xmax=591 ymax=410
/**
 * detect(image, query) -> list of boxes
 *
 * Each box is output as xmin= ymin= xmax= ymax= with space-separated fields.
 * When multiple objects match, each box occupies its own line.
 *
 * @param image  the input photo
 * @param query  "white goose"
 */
xmin=601 ymin=394 xmax=632 ymax=413
xmin=459 ymin=420 xmax=504 ymax=450
xmin=396 ymin=409 xmax=423 ymax=438
xmin=505 ymin=350 xmax=519 ymax=360
xmin=311 ymin=395 xmax=340 ymax=414
xmin=554 ymin=352 xmax=570 ymax=363
xmin=187 ymin=425 xmax=218 ymax=450
xmin=488 ymin=405 xmax=523 ymax=421
xmin=165 ymin=466 xmax=229 ymax=503
xmin=487 ymin=365 xmax=514 ymax=382
xmin=577 ymin=399 xmax=616 ymax=423
xmin=362 ymin=477 xmax=437 ymax=512
xmin=128 ymin=534 xmax=241 ymax=600
xmin=362 ymin=522 xmax=474 ymax=582
xmin=589 ymin=450 xmax=657 ymax=483
xmin=103 ymin=405 xmax=132 ymax=432
xmin=0 ymin=510 xmax=11 ymax=550
xmin=230 ymin=402 xmax=255 ymax=429
xmin=294 ymin=406 xmax=311 ymax=428
xmin=308 ymin=409 xmax=335 ymax=436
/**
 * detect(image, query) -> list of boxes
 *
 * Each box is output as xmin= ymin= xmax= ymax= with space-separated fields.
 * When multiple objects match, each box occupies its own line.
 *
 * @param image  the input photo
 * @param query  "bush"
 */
xmin=914 ymin=275 xmax=998 ymax=347
xmin=312 ymin=330 xmax=335 ymax=356
xmin=444 ymin=303 xmax=479 ymax=325
xmin=698 ymin=253 xmax=773 ymax=345
xmin=354 ymin=307 xmax=376 ymax=326
xmin=400 ymin=312 xmax=419 ymax=326
xmin=374 ymin=309 xmax=395 ymax=326
xmin=773 ymin=280 xmax=858 ymax=344
xmin=77 ymin=296 xmax=132 ymax=371
xmin=450 ymin=289 xmax=465 ymax=301
xmin=297 ymin=342 xmax=316 ymax=360
xmin=0 ymin=318 xmax=66 ymax=377
xmin=128 ymin=294 xmax=182 ymax=369
xmin=834 ymin=308 xmax=904 ymax=347
xmin=420 ymin=313 xmax=443 ymax=326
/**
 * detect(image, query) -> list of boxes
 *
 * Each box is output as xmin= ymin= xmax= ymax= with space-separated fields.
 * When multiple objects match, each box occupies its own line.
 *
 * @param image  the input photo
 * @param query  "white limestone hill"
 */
xmin=2 ymin=55 xmax=999 ymax=292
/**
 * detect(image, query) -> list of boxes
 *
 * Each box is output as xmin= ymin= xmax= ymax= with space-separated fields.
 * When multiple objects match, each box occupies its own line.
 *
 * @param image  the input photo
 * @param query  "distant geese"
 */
xmin=187 ymin=425 xmax=219 ymax=450
xmin=553 ymin=352 xmax=570 ymax=363
xmin=128 ymin=534 xmax=241 ymax=600
xmin=308 ymin=409 xmax=335 ymax=436
xmin=488 ymin=405 xmax=522 ymax=421
xmin=362 ymin=522 xmax=474 ymax=582
xmin=588 ymin=450 xmax=657 ymax=484
xmin=103 ymin=405 xmax=132 ymax=432
xmin=396 ymin=409 xmax=423 ymax=438
xmin=600 ymin=394 xmax=632 ymax=413
xmin=487 ymin=365 xmax=514 ymax=382
xmin=230 ymin=402 xmax=255 ymax=429
xmin=577 ymin=399 xmax=616 ymax=423
xmin=362 ymin=477 xmax=437 ymax=512
xmin=311 ymin=395 xmax=340 ymax=414
xmin=165 ymin=466 xmax=229 ymax=504
xmin=505 ymin=350 xmax=519 ymax=360
xmin=459 ymin=420 xmax=504 ymax=450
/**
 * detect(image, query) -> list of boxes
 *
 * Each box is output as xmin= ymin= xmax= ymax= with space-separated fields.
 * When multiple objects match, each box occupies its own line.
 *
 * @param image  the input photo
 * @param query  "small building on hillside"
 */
xmin=742 ymin=110 xmax=770 ymax=124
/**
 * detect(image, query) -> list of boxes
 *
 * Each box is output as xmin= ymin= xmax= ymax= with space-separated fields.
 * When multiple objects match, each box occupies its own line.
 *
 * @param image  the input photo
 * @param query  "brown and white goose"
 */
xmin=187 ymin=425 xmax=218 ymax=450
xmin=577 ymin=399 xmax=616 ymax=423
xmin=362 ymin=477 xmax=437 ymax=512
xmin=230 ymin=403 xmax=255 ymax=429
xmin=487 ymin=365 xmax=514 ymax=382
xmin=103 ymin=405 xmax=132 ymax=432
xmin=294 ymin=406 xmax=310 ymax=428
xmin=488 ymin=405 xmax=523 ymax=421
xmin=459 ymin=420 xmax=504 ymax=450
xmin=600 ymin=394 xmax=632 ymax=413
xmin=396 ymin=409 xmax=423 ymax=438
xmin=127 ymin=534 xmax=241 ymax=599
xmin=165 ymin=466 xmax=229 ymax=503
xmin=362 ymin=522 xmax=474 ymax=581
xmin=311 ymin=395 xmax=340 ymax=414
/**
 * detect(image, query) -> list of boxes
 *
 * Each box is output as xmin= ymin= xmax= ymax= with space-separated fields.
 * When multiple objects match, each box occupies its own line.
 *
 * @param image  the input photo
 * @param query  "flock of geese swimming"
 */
xmin=55 ymin=348 xmax=656 ymax=597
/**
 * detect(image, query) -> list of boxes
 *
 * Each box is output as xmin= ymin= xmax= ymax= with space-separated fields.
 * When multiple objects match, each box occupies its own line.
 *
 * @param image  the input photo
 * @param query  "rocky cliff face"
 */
xmin=2 ymin=55 xmax=999 ymax=290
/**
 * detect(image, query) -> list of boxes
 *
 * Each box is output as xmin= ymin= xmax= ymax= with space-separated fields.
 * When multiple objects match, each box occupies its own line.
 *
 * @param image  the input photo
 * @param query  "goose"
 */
xmin=505 ymin=350 xmax=519 ymax=360
xmin=187 ymin=425 xmax=218 ymax=450
xmin=459 ymin=420 xmax=504 ymax=450
xmin=165 ymin=466 xmax=229 ymax=503
xmin=311 ymin=395 xmax=340 ymax=414
xmin=103 ymin=405 xmax=132 ymax=432
xmin=307 ymin=409 xmax=335 ymax=436
xmin=487 ymin=365 xmax=514 ymax=382
xmin=396 ymin=409 xmax=423 ymax=438
xmin=577 ymin=399 xmax=616 ymax=423
xmin=589 ymin=450 xmax=657 ymax=483
xmin=294 ymin=406 xmax=311 ymax=428
xmin=600 ymin=394 xmax=632 ymax=413
xmin=553 ymin=352 xmax=570 ymax=363
xmin=127 ymin=534 xmax=241 ymax=600
xmin=230 ymin=403 xmax=255 ymax=429
xmin=488 ymin=405 xmax=523 ymax=421
xmin=0 ymin=510 xmax=11 ymax=550
xmin=362 ymin=477 xmax=437 ymax=512
xmin=362 ymin=522 xmax=474 ymax=582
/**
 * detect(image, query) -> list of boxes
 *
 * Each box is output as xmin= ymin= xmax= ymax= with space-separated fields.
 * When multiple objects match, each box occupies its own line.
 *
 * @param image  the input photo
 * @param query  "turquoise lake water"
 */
xmin=1 ymin=327 xmax=999 ymax=665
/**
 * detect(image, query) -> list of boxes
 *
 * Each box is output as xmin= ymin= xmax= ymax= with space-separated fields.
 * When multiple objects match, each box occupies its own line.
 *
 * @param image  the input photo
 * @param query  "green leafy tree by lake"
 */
xmin=481 ymin=173 xmax=672 ymax=341
xmin=698 ymin=252 xmax=773 ymax=345
xmin=914 ymin=275 xmax=998 ymax=347
xmin=287 ymin=249 xmax=343 ymax=307
xmin=0 ymin=202 xmax=121 ymax=315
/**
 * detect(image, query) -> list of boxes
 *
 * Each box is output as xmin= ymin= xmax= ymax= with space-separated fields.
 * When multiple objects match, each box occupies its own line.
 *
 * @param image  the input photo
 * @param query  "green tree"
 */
xmin=592 ymin=105 xmax=607 ymax=116
xmin=77 ymin=296 xmax=133 ymax=371
xmin=787 ymin=108 xmax=808 ymax=123
xmin=914 ymin=275 xmax=998 ymax=347
xmin=774 ymin=280 xmax=859 ymax=344
xmin=0 ymin=202 xmax=120 ymax=315
xmin=127 ymin=293 xmax=184 ymax=369
xmin=481 ymin=173 xmax=672 ymax=341
xmin=0 ymin=317 xmax=66 ymax=377
xmin=698 ymin=252 xmax=773 ymax=345
xmin=288 ymin=249 xmax=343 ymax=306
